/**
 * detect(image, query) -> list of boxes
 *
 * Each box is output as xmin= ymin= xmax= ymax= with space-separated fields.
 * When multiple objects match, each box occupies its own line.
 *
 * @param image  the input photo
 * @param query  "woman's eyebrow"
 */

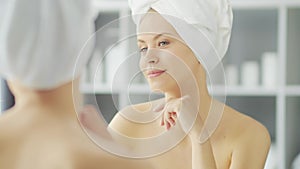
xmin=138 ymin=33 xmax=165 ymax=43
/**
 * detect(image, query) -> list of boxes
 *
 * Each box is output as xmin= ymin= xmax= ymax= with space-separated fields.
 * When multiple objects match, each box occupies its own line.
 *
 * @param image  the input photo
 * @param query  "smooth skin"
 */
xmin=108 ymin=10 xmax=271 ymax=169
xmin=0 ymin=80 xmax=154 ymax=169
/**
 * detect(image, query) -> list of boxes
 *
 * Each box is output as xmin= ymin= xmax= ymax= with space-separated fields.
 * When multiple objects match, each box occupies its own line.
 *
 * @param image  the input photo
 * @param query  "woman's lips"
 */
xmin=147 ymin=70 xmax=166 ymax=78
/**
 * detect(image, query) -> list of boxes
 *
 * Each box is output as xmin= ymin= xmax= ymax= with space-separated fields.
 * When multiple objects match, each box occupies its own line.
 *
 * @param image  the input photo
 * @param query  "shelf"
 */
xmin=92 ymin=0 xmax=300 ymax=12
xmin=92 ymin=0 xmax=300 ymax=9
xmin=80 ymin=83 xmax=150 ymax=94
xmin=127 ymin=84 xmax=151 ymax=94
xmin=211 ymin=86 xmax=278 ymax=96
xmin=231 ymin=0 xmax=281 ymax=9
xmin=285 ymin=86 xmax=300 ymax=96
xmin=80 ymin=83 xmax=114 ymax=94
xmin=231 ymin=1 xmax=300 ymax=9
xmin=80 ymin=83 xmax=152 ymax=94
xmin=285 ymin=1 xmax=300 ymax=7
xmin=81 ymin=83 xmax=278 ymax=96
xmin=93 ymin=0 xmax=128 ymax=12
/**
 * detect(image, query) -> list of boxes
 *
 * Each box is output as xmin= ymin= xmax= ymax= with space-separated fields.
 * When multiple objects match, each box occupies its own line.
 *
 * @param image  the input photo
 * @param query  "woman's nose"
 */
xmin=145 ymin=49 xmax=159 ymax=64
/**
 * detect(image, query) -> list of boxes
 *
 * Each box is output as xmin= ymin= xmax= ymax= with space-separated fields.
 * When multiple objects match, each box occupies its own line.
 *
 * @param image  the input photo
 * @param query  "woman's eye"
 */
xmin=158 ymin=41 xmax=169 ymax=47
xmin=140 ymin=47 xmax=148 ymax=53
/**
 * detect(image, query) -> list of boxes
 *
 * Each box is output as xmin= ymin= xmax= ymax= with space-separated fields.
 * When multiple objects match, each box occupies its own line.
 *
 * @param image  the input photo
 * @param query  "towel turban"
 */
xmin=129 ymin=0 xmax=233 ymax=71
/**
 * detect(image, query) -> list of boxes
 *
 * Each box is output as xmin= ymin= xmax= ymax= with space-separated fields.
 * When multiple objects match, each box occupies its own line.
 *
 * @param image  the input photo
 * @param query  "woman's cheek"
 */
xmin=139 ymin=57 xmax=145 ymax=69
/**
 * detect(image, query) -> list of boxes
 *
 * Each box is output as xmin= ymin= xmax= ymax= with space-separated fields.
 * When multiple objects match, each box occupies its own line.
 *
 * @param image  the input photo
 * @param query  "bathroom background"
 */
xmin=1 ymin=0 xmax=300 ymax=169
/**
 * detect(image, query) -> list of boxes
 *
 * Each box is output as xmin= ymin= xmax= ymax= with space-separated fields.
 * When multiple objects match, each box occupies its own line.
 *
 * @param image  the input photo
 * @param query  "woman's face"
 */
xmin=137 ymin=11 xmax=199 ymax=93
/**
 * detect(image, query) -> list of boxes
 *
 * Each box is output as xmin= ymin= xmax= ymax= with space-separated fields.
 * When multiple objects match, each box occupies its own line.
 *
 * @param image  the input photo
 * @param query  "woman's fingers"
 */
xmin=166 ymin=121 xmax=171 ymax=130
xmin=168 ymin=116 xmax=176 ymax=125
xmin=161 ymin=114 xmax=165 ymax=126
xmin=155 ymin=96 xmax=188 ymax=130
xmin=168 ymin=112 xmax=177 ymax=124
xmin=155 ymin=95 xmax=199 ymax=133
xmin=172 ymin=111 xmax=177 ymax=118
xmin=163 ymin=111 xmax=177 ymax=130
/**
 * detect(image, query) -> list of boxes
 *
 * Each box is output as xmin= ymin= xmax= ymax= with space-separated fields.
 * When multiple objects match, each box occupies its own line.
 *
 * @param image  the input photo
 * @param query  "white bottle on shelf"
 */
xmin=241 ymin=61 xmax=260 ymax=87
xmin=261 ymin=52 xmax=277 ymax=88
xmin=225 ymin=64 xmax=239 ymax=87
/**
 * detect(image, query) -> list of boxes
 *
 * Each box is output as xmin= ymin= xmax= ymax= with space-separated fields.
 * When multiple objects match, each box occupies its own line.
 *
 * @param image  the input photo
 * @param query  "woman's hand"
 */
xmin=153 ymin=96 xmax=202 ymax=138
xmin=153 ymin=97 xmax=184 ymax=130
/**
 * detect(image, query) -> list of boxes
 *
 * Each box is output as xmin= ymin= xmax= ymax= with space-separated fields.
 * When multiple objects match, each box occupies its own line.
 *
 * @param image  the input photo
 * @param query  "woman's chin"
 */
xmin=148 ymin=80 xmax=179 ymax=94
xmin=149 ymin=84 xmax=166 ymax=93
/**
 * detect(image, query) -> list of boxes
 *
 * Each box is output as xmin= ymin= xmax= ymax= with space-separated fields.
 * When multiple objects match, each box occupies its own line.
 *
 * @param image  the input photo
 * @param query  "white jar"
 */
xmin=241 ymin=61 xmax=260 ymax=87
xmin=261 ymin=52 xmax=277 ymax=88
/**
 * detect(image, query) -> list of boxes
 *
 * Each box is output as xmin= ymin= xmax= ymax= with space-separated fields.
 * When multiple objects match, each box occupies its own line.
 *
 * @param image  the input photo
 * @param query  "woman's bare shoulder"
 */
xmin=222 ymin=105 xmax=271 ymax=148
xmin=224 ymin=105 xmax=270 ymax=135
xmin=109 ymin=98 xmax=164 ymax=134
xmin=217 ymin=105 xmax=271 ymax=168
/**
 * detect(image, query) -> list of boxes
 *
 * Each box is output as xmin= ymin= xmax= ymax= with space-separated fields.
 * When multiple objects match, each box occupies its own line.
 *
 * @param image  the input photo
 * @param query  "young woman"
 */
xmin=0 ymin=0 xmax=154 ymax=168
xmin=108 ymin=0 xmax=271 ymax=168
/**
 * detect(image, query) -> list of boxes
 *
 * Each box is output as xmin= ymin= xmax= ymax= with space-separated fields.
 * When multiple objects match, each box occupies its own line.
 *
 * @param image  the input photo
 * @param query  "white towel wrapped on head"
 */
xmin=129 ymin=0 xmax=233 ymax=71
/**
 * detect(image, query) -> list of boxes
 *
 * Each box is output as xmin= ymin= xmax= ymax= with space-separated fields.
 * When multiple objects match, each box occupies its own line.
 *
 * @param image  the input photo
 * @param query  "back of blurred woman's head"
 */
xmin=0 ymin=0 xmax=95 ymax=90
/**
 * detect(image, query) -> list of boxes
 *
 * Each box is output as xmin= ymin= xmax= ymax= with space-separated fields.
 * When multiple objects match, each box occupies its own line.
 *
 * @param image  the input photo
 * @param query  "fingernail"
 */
xmin=172 ymin=112 xmax=177 ymax=116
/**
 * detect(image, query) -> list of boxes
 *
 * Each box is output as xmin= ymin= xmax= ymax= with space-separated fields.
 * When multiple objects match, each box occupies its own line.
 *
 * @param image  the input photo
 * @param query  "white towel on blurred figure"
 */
xmin=0 ymin=0 xmax=94 ymax=90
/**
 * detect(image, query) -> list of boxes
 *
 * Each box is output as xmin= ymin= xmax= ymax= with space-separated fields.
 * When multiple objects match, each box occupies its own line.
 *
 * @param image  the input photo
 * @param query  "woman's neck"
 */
xmin=164 ymin=66 xmax=212 ymax=121
xmin=7 ymin=80 xmax=82 ymax=119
